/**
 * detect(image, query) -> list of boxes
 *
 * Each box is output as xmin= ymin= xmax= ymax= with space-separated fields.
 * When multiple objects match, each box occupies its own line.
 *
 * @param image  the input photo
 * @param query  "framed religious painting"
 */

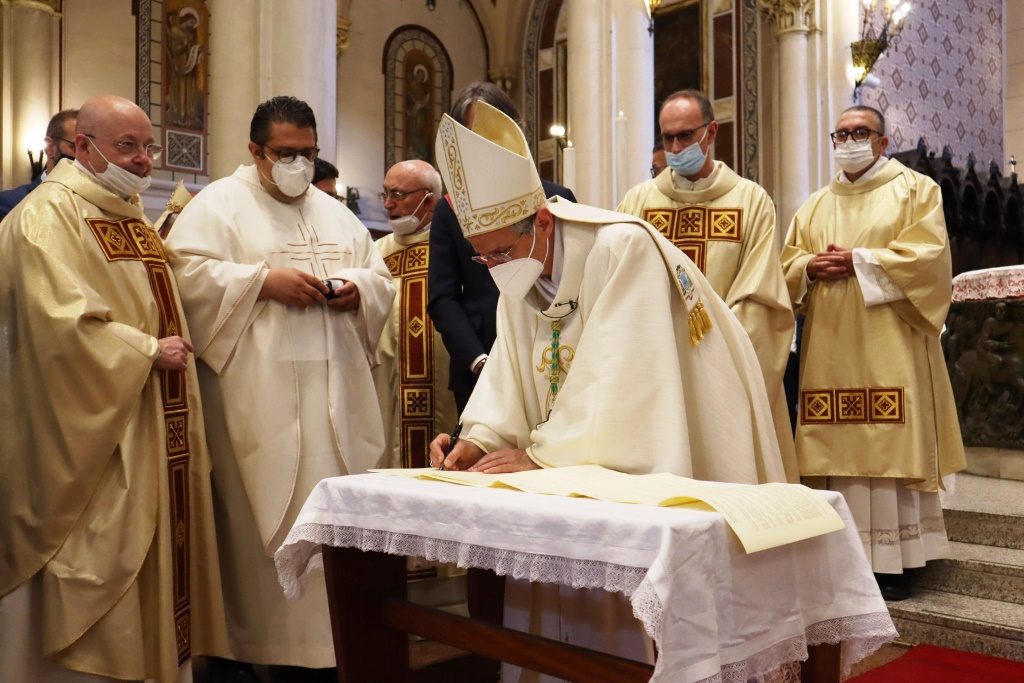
xmin=383 ymin=26 xmax=453 ymax=169
xmin=161 ymin=0 xmax=208 ymax=174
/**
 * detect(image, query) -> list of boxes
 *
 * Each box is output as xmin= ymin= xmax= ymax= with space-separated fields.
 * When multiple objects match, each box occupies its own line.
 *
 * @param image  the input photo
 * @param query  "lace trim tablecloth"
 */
xmin=952 ymin=266 xmax=1024 ymax=302
xmin=275 ymin=475 xmax=897 ymax=683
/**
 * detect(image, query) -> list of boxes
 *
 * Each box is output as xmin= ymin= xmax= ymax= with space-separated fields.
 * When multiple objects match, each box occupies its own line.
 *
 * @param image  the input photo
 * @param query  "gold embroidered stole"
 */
xmin=86 ymin=217 xmax=192 ymax=664
xmin=383 ymin=241 xmax=436 ymax=468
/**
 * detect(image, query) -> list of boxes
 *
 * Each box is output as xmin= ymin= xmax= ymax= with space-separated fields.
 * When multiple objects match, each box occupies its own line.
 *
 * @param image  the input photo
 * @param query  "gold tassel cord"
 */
xmin=688 ymin=299 xmax=712 ymax=346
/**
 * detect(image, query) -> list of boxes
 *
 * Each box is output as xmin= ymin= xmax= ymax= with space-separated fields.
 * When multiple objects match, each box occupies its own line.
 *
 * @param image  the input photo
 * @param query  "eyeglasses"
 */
xmin=84 ymin=134 xmax=163 ymax=161
xmin=263 ymin=145 xmax=319 ymax=163
xmin=830 ymin=128 xmax=881 ymax=144
xmin=378 ymin=187 xmax=428 ymax=202
xmin=661 ymin=121 xmax=711 ymax=147
xmin=470 ymin=233 xmax=527 ymax=266
xmin=51 ymin=136 xmax=76 ymax=149
xmin=650 ymin=165 xmax=665 ymax=178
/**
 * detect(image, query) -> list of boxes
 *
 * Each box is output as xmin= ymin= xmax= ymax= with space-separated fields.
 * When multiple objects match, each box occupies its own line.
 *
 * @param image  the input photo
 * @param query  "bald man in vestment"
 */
xmin=0 ymin=94 xmax=227 ymax=682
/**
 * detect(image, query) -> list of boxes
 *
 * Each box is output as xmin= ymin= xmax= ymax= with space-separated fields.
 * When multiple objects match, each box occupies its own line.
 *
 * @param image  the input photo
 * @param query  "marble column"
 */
xmin=611 ymin=0 xmax=654 ymax=203
xmin=758 ymin=0 xmax=815 ymax=230
xmin=207 ymin=0 xmax=336 ymax=180
xmin=1 ymin=0 xmax=61 ymax=186
xmin=207 ymin=0 xmax=260 ymax=179
xmin=565 ymin=0 xmax=652 ymax=208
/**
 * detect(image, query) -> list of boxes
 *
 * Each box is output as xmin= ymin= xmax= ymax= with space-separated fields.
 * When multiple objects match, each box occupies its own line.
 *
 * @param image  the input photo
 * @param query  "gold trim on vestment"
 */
xmin=86 ymin=217 xmax=192 ymax=664
xmin=800 ymin=386 xmax=906 ymax=425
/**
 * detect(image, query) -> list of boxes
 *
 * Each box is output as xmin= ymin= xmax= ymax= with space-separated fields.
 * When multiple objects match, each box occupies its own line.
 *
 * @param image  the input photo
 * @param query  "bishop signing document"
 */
xmin=427 ymin=102 xmax=792 ymax=681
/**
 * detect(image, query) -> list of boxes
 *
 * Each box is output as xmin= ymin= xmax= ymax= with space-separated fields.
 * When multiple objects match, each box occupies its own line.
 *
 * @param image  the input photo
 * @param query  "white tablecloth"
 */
xmin=275 ymin=474 xmax=896 ymax=683
xmin=952 ymin=265 xmax=1024 ymax=301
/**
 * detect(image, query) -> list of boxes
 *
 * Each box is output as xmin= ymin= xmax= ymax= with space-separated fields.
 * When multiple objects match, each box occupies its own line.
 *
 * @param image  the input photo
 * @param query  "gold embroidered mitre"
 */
xmin=153 ymin=180 xmax=192 ymax=236
xmin=434 ymin=101 xmax=547 ymax=237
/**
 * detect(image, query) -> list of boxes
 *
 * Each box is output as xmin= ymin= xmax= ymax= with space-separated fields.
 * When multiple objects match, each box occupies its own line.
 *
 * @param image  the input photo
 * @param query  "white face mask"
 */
xmin=269 ymin=156 xmax=314 ymax=197
xmin=488 ymin=228 xmax=548 ymax=300
xmin=388 ymin=192 xmax=433 ymax=235
xmin=87 ymin=138 xmax=152 ymax=197
xmin=835 ymin=139 xmax=877 ymax=175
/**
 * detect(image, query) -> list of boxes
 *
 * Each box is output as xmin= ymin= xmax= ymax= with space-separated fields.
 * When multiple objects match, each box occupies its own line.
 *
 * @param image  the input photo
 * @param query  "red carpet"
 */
xmin=849 ymin=644 xmax=1024 ymax=683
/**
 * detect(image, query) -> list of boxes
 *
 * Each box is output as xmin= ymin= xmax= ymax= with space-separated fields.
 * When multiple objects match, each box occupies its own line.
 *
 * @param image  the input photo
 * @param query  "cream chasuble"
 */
xmin=462 ymin=198 xmax=787 ymax=485
xmin=0 ymin=162 xmax=228 ymax=681
xmin=373 ymin=229 xmax=457 ymax=468
xmin=165 ymin=164 xmax=394 ymax=667
xmin=781 ymin=158 xmax=966 ymax=492
xmin=618 ymin=162 xmax=797 ymax=482
xmin=462 ymin=199 xmax=787 ymax=683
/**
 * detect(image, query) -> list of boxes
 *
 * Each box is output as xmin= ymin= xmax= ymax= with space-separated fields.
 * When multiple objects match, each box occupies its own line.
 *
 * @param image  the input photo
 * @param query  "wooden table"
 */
xmin=275 ymin=474 xmax=893 ymax=682
xmin=322 ymin=546 xmax=841 ymax=682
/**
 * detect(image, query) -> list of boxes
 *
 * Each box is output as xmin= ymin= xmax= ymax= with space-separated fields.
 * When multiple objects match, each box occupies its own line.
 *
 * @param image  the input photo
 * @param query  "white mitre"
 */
xmin=434 ymin=100 xmax=547 ymax=237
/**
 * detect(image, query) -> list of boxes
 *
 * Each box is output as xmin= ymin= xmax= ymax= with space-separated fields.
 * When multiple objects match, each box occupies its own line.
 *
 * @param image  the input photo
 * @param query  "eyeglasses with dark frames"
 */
xmin=829 ymin=128 xmax=881 ymax=144
xmin=660 ymin=121 xmax=712 ymax=147
xmin=263 ymin=145 xmax=319 ymax=163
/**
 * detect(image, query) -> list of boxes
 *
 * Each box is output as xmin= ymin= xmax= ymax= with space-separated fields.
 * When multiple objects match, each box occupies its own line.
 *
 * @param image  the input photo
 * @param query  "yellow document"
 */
xmin=372 ymin=465 xmax=845 ymax=553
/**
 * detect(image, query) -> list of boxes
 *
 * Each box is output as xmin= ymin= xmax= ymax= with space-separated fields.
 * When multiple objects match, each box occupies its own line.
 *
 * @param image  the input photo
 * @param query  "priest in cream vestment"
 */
xmin=428 ymin=102 xmax=788 ymax=682
xmin=372 ymin=160 xmax=457 ymax=468
xmin=165 ymin=97 xmax=394 ymax=670
xmin=0 ymin=95 xmax=227 ymax=682
xmin=782 ymin=105 xmax=965 ymax=588
xmin=618 ymin=90 xmax=797 ymax=482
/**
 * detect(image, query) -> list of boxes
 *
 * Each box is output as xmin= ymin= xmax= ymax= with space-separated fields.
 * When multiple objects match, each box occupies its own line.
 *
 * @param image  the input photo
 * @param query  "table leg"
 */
xmin=801 ymin=642 xmax=841 ymax=683
xmin=322 ymin=545 xmax=409 ymax=682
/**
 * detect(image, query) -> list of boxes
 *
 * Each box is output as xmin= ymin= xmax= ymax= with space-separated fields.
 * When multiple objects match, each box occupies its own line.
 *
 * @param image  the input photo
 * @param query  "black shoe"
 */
xmin=875 ymin=572 xmax=911 ymax=601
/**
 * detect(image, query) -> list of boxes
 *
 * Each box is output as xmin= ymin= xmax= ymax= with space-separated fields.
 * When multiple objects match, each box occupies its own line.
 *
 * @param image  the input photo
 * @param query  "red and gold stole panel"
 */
xmin=383 ymin=242 xmax=437 ymax=468
xmin=642 ymin=206 xmax=742 ymax=273
xmin=86 ymin=217 xmax=192 ymax=665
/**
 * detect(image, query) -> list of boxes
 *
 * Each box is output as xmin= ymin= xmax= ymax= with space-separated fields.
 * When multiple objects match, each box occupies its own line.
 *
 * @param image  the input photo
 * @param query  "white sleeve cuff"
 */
xmin=470 ymin=353 xmax=488 ymax=373
xmin=852 ymin=248 xmax=906 ymax=306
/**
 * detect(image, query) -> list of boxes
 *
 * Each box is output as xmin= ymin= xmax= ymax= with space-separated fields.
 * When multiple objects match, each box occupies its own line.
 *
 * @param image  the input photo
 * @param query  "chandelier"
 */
xmin=851 ymin=0 xmax=912 ymax=90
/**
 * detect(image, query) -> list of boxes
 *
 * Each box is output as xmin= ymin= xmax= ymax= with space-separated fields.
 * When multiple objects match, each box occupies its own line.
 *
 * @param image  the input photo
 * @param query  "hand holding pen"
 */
xmin=438 ymin=421 xmax=463 ymax=471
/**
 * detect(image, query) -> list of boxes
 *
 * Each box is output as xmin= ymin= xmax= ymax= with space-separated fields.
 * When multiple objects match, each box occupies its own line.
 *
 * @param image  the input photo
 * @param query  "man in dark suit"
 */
xmin=0 ymin=109 xmax=78 ymax=221
xmin=428 ymin=83 xmax=575 ymax=413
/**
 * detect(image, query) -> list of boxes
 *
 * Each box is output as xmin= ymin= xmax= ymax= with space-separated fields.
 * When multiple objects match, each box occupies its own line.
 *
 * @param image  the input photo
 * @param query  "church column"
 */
xmin=1 ymin=0 xmax=61 ymax=186
xmin=565 ymin=0 xmax=652 ymax=208
xmin=611 ymin=0 xmax=654 ymax=202
xmin=207 ymin=0 xmax=336 ymax=180
xmin=758 ymin=0 xmax=815 ymax=229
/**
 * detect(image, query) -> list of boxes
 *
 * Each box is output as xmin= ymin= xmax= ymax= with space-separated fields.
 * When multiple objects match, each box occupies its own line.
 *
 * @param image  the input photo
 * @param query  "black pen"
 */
xmin=439 ymin=421 xmax=463 ymax=471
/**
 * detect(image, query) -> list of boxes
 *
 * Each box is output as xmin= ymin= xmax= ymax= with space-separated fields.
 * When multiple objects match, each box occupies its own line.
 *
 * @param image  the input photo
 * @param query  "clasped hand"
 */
xmin=260 ymin=268 xmax=360 ymax=311
xmin=807 ymin=243 xmax=854 ymax=281
xmin=428 ymin=433 xmax=540 ymax=474
xmin=155 ymin=335 xmax=193 ymax=371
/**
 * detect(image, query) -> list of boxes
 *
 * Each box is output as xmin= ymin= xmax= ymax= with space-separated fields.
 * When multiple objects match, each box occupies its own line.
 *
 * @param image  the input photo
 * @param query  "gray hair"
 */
xmin=841 ymin=105 xmax=886 ymax=135
xmin=509 ymin=214 xmax=536 ymax=236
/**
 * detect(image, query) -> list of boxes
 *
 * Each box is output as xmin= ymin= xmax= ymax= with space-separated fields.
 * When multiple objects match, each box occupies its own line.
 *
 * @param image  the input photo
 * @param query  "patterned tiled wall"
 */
xmin=861 ymin=0 xmax=1003 ymax=169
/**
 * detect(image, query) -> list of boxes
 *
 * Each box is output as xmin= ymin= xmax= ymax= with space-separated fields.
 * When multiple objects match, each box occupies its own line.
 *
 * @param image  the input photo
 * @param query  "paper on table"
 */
xmin=372 ymin=465 xmax=845 ymax=553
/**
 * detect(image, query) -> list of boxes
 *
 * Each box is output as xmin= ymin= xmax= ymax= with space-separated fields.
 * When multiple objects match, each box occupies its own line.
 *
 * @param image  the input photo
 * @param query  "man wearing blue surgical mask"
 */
xmin=619 ymin=89 xmax=798 ymax=483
